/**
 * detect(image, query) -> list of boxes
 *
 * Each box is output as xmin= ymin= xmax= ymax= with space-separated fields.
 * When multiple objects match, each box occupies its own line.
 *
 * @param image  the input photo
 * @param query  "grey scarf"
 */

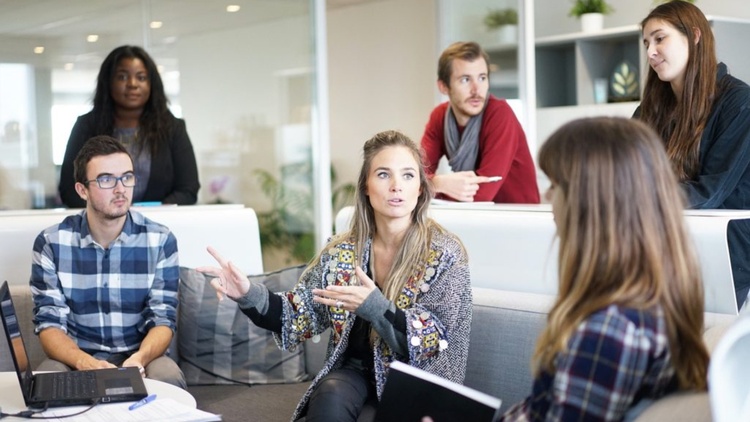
xmin=443 ymin=102 xmax=486 ymax=172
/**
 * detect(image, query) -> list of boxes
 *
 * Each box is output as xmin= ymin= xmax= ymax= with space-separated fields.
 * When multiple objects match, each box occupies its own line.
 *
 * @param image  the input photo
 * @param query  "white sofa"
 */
xmin=0 ymin=205 xmax=325 ymax=421
xmin=0 ymin=204 xmax=264 ymax=287
xmin=0 ymin=203 xmax=740 ymax=421
xmin=336 ymin=204 xmax=746 ymax=317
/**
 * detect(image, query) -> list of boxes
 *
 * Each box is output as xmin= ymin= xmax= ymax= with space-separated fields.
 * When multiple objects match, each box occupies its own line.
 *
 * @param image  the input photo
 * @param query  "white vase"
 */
xmin=580 ymin=13 xmax=603 ymax=33
xmin=494 ymin=24 xmax=517 ymax=45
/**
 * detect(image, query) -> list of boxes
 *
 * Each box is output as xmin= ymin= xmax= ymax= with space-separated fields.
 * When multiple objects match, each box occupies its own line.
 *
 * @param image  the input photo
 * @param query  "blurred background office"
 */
xmin=1 ymin=0 xmax=749 ymax=270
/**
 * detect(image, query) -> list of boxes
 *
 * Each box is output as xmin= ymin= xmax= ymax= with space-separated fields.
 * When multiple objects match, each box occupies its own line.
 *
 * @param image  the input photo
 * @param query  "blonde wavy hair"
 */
xmin=536 ymin=117 xmax=708 ymax=390
xmin=308 ymin=130 xmax=442 ymax=301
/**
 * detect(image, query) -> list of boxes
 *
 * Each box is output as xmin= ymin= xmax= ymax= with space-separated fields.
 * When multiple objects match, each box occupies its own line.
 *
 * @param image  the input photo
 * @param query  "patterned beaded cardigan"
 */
xmin=274 ymin=225 xmax=473 ymax=421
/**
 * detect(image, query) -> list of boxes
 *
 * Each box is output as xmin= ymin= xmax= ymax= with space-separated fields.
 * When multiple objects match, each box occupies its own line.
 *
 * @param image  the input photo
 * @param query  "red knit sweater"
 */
xmin=420 ymin=96 xmax=540 ymax=203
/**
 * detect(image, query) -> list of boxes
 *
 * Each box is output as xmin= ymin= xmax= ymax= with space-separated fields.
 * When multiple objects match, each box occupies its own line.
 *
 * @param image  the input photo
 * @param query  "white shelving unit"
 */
xmin=534 ymin=17 xmax=750 ymax=149
xmin=536 ymin=24 xmax=644 ymax=108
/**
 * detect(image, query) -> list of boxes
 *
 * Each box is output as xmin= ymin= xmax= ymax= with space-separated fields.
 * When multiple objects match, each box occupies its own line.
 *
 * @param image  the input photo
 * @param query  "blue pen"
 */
xmin=129 ymin=394 xmax=156 ymax=410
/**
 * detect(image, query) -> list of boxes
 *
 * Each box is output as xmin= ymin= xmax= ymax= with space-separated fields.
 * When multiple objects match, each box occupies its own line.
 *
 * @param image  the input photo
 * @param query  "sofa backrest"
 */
xmin=0 ymin=204 xmax=264 ymax=287
xmin=466 ymin=288 xmax=553 ymax=407
xmin=336 ymin=205 xmax=746 ymax=315
xmin=0 ymin=205 xmax=267 ymax=373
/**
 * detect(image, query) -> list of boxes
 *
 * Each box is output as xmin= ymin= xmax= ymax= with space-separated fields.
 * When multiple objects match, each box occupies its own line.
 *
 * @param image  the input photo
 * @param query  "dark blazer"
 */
xmin=58 ymin=112 xmax=200 ymax=208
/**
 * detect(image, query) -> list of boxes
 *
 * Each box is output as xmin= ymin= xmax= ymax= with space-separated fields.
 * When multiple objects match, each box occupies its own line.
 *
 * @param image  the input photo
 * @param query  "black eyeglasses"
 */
xmin=85 ymin=173 xmax=137 ymax=189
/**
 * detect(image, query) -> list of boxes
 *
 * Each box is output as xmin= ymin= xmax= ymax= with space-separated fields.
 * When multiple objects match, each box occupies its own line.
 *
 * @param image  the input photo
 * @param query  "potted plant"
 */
xmin=254 ymin=163 xmax=355 ymax=267
xmin=569 ymin=0 xmax=614 ymax=32
xmin=653 ymin=0 xmax=695 ymax=3
xmin=483 ymin=8 xmax=519 ymax=44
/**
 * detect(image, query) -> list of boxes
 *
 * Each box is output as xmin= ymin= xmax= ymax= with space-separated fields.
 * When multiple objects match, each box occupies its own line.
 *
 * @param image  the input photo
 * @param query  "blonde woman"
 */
xmin=501 ymin=117 xmax=709 ymax=421
xmin=199 ymin=130 xmax=472 ymax=422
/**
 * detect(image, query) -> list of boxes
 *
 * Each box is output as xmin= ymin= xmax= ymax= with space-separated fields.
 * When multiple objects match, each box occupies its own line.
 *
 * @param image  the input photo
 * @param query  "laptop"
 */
xmin=0 ymin=281 xmax=148 ymax=408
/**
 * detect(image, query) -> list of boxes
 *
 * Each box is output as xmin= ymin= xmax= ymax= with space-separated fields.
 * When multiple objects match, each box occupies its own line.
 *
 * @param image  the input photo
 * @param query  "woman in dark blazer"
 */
xmin=59 ymin=45 xmax=199 ymax=208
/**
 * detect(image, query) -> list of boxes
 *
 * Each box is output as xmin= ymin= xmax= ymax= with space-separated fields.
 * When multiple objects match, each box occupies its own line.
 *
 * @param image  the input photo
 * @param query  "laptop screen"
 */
xmin=0 ymin=281 xmax=35 ymax=400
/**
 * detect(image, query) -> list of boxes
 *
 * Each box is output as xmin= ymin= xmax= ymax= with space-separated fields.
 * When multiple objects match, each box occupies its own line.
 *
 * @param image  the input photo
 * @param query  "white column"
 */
xmin=312 ymin=0 xmax=333 ymax=248
xmin=520 ymin=0 xmax=537 ymax=154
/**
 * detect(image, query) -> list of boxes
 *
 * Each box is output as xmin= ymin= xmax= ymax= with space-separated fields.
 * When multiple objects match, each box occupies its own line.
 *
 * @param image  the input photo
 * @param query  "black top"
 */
xmin=636 ymin=63 xmax=750 ymax=307
xmin=684 ymin=63 xmax=750 ymax=210
xmin=58 ymin=112 xmax=200 ymax=208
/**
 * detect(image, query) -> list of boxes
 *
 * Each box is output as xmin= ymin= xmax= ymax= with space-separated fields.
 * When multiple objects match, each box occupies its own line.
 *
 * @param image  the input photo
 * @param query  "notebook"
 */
xmin=375 ymin=360 xmax=503 ymax=422
xmin=0 ymin=281 xmax=148 ymax=408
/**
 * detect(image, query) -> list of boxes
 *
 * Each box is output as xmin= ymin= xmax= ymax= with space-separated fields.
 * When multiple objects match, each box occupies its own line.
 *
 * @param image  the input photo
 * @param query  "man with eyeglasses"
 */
xmin=29 ymin=135 xmax=186 ymax=389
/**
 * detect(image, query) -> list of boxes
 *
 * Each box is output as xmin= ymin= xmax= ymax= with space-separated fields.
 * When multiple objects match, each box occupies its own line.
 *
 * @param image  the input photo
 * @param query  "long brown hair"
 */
xmin=637 ymin=1 xmax=716 ymax=180
xmin=93 ymin=45 xmax=174 ymax=156
xmin=536 ymin=117 xmax=708 ymax=390
xmin=307 ymin=130 xmax=440 ymax=301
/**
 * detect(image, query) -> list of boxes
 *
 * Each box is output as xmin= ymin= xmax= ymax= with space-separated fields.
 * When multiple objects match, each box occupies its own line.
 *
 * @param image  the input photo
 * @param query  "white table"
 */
xmin=0 ymin=372 xmax=196 ymax=420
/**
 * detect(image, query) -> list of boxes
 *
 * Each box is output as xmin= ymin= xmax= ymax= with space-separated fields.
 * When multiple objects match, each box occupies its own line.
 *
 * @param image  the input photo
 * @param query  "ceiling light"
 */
xmin=87 ymin=34 xmax=99 ymax=43
xmin=33 ymin=46 xmax=44 ymax=54
xmin=150 ymin=21 xmax=163 ymax=29
xmin=226 ymin=5 xmax=240 ymax=12
xmin=64 ymin=63 xmax=74 ymax=71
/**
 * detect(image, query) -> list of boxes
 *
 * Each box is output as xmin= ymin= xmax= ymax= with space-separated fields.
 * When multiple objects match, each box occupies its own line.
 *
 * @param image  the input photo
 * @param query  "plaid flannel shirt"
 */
xmin=502 ymin=305 xmax=678 ymax=422
xmin=30 ymin=210 xmax=179 ymax=356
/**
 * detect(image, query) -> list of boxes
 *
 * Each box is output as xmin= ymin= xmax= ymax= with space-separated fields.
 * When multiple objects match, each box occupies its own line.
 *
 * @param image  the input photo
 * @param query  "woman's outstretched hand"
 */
xmin=196 ymin=246 xmax=251 ymax=300
xmin=312 ymin=266 xmax=378 ymax=312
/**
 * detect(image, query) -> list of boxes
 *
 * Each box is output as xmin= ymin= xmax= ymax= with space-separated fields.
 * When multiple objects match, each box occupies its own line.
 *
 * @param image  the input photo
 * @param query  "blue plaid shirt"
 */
xmin=30 ymin=210 xmax=179 ymax=356
xmin=502 ymin=305 xmax=678 ymax=421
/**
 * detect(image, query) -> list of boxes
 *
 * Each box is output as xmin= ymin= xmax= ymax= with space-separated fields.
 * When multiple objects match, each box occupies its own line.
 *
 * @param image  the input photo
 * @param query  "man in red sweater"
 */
xmin=421 ymin=41 xmax=539 ymax=203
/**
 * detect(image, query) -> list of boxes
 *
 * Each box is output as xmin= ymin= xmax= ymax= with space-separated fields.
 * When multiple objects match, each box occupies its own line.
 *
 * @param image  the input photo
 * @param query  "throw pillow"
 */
xmin=178 ymin=264 xmax=308 ymax=385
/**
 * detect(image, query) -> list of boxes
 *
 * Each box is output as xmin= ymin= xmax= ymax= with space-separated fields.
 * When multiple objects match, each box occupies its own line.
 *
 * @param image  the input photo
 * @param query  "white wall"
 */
xmin=327 ymin=0 xmax=437 ymax=185
xmin=178 ymin=16 xmax=312 ymax=207
xmin=439 ymin=0 xmax=518 ymax=48
xmin=534 ymin=0 xmax=750 ymax=37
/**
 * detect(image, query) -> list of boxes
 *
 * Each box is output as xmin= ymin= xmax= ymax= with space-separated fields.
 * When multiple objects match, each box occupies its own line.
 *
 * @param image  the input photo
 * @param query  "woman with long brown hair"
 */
xmin=199 ymin=130 xmax=472 ymax=422
xmin=501 ymin=117 xmax=709 ymax=421
xmin=59 ymin=45 xmax=200 ymax=208
xmin=635 ymin=0 xmax=750 ymax=308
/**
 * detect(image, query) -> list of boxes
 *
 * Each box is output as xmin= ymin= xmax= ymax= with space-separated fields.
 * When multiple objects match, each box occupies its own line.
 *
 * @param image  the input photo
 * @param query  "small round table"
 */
xmin=0 ymin=371 xmax=196 ymax=420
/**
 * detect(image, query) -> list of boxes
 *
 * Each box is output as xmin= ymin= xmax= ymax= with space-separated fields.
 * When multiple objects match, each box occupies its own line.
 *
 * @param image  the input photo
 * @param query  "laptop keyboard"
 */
xmin=50 ymin=371 xmax=98 ymax=399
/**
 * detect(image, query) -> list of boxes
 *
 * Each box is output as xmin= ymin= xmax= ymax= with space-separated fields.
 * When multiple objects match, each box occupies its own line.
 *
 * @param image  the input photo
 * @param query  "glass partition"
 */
xmin=0 ymin=0 xmax=329 ymax=270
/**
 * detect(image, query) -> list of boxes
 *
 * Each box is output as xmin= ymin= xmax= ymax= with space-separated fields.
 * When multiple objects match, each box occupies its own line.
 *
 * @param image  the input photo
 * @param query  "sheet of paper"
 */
xmin=38 ymin=398 xmax=221 ymax=422
xmin=430 ymin=198 xmax=495 ymax=205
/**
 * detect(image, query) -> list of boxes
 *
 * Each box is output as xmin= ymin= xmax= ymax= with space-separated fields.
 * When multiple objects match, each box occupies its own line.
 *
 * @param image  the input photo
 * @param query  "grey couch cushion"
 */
xmin=178 ymin=265 xmax=308 ymax=385
xmin=466 ymin=288 xmax=551 ymax=410
xmin=466 ymin=296 xmax=547 ymax=410
xmin=188 ymin=383 xmax=311 ymax=422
